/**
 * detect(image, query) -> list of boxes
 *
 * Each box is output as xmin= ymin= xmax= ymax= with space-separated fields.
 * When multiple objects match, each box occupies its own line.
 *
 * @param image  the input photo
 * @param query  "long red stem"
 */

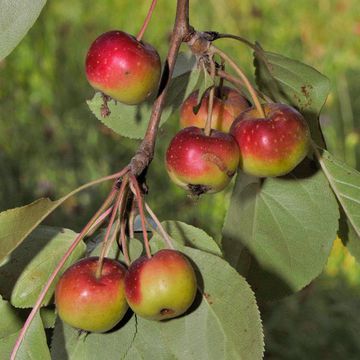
xmin=136 ymin=0 xmax=158 ymax=42
xmin=96 ymin=177 xmax=129 ymax=278
xmin=129 ymin=175 xmax=151 ymax=258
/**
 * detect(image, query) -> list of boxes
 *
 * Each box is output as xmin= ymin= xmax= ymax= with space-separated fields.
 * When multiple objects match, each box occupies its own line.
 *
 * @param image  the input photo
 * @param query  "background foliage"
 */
xmin=1 ymin=0 xmax=360 ymax=358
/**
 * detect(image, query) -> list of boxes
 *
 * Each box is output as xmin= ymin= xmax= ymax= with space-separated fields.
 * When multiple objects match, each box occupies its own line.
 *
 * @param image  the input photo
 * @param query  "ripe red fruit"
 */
xmin=230 ymin=103 xmax=311 ymax=177
xmin=125 ymin=249 xmax=197 ymax=321
xmin=85 ymin=30 xmax=161 ymax=105
xmin=166 ymin=127 xmax=240 ymax=195
xmin=180 ymin=86 xmax=250 ymax=132
xmin=55 ymin=257 xmax=128 ymax=332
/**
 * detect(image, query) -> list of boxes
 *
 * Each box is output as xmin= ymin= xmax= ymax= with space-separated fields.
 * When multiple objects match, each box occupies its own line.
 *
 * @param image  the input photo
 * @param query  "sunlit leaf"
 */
xmin=0 ymin=0 xmax=47 ymax=60
xmin=222 ymin=160 xmax=339 ymax=300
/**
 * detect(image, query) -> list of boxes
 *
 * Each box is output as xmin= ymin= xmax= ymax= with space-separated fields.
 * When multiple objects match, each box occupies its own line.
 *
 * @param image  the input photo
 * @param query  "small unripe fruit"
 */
xmin=55 ymin=257 xmax=128 ymax=333
xmin=230 ymin=103 xmax=311 ymax=177
xmin=125 ymin=249 xmax=197 ymax=321
xmin=180 ymin=86 xmax=250 ymax=132
xmin=166 ymin=127 xmax=240 ymax=195
xmin=85 ymin=30 xmax=161 ymax=105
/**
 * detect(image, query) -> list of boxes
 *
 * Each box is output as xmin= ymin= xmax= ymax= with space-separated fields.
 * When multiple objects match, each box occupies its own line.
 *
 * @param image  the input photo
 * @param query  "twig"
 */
xmin=130 ymin=0 xmax=192 ymax=176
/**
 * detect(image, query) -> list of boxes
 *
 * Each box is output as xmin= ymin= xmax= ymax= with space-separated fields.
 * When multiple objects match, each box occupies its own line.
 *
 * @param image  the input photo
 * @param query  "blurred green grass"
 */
xmin=1 ymin=0 xmax=360 ymax=357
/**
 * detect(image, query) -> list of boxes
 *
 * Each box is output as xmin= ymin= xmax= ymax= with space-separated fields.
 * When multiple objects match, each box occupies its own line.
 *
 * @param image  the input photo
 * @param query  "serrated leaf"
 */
xmin=152 ymin=220 xmax=222 ymax=256
xmin=254 ymin=45 xmax=330 ymax=145
xmin=0 ymin=175 xmax=113 ymax=263
xmin=50 ymin=316 xmax=137 ymax=360
xmin=0 ymin=312 xmax=50 ymax=360
xmin=51 ymin=247 xmax=263 ymax=360
xmin=0 ymin=226 xmax=85 ymax=308
xmin=40 ymin=307 xmax=57 ymax=329
xmin=87 ymin=67 xmax=202 ymax=139
xmin=318 ymin=149 xmax=360 ymax=239
xmin=0 ymin=296 xmax=23 ymax=338
xmin=0 ymin=0 xmax=46 ymax=60
xmin=222 ymin=160 xmax=339 ymax=300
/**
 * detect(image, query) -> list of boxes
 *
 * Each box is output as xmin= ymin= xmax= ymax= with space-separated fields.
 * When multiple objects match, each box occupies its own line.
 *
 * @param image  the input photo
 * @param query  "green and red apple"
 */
xmin=180 ymin=86 xmax=250 ymax=132
xmin=166 ymin=126 xmax=240 ymax=195
xmin=125 ymin=249 xmax=197 ymax=320
xmin=85 ymin=30 xmax=161 ymax=105
xmin=55 ymin=257 xmax=128 ymax=332
xmin=230 ymin=103 xmax=311 ymax=177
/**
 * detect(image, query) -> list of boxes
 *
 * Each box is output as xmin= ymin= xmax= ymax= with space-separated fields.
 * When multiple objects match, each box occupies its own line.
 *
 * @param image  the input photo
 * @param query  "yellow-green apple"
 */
xmin=85 ymin=30 xmax=161 ymax=105
xmin=230 ymin=103 xmax=311 ymax=177
xmin=180 ymin=86 xmax=250 ymax=132
xmin=166 ymin=127 xmax=240 ymax=195
xmin=55 ymin=257 xmax=128 ymax=332
xmin=125 ymin=249 xmax=197 ymax=320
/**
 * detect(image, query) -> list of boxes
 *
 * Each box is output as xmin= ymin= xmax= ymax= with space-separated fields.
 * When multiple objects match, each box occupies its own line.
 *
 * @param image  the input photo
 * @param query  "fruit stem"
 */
xmin=129 ymin=174 xmax=152 ymax=258
xmin=217 ymin=68 xmax=273 ymax=103
xmin=85 ymin=206 xmax=113 ymax=237
xmin=136 ymin=0 xmax=158 ymax=42
xmin=96 ymin=176 xmax=129 ymax=279
xmin=211 ymin=45 xmax=266 ymax=118
xmin=120 ymin=219 xmax=130 ymax=266
xmin=10 ymin=186 xmax=119 ymax=360
xmin=204 ymin=57 xmax=216 ymax=136
xmin=144 ymin=202 xmax=175 ymax=249
xmin=128 ymin=199 xmax=137 ymax=239
xmin=211 ymin=33 xmax=256 ymax=50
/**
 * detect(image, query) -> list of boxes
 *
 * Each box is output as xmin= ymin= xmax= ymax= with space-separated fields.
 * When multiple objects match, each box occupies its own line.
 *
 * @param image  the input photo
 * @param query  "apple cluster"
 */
xmin=166 ymin=87 xmax=311 ymax=194
xmin=75 ymin=27 xmax=311 ymax=330
xmin=55 ymin=249 xmax=197 ymax=332
xmin=84 ymin=29 xmax=311 ymax=196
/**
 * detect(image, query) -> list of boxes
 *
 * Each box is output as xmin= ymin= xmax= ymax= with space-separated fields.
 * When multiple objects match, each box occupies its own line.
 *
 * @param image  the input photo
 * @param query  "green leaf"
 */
xmin=0 ymin=0 xmax=46 ymax=60
xmin=90 ymin=227 xmax=143 ymax=264
xmin=0 ymin=175 xmax=114 ymax=263
xmin=50 ymin=316 xmax=137 ymax=360
xmin=153 ymin=220 xmax=222 ymax=256
xmin=0 ymin=296 xmax=23 ymax=339
xmin=40 ymin=307 xmax=57 ymax=329
xmin=0 ymin=312 xmax=50 ymax=360
xmin=222 ymin=160 xmax=339 ymax=300
xmin=51 ymin=247 xmax=264 ymax=360
xmin=0 ymin=226 xmax=85 ymax=308
xmin=254 ymin=45 xmax=330 ymax=145
xmin=317 ymin=149 xmax=360 ymax=260
xmin=87 ymin=67 xmax=202 ymax=139
xmin=172 ymin=52 xmax=197 ymax=78
xmin=0 ymin=198 xmax=60 ymax=262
